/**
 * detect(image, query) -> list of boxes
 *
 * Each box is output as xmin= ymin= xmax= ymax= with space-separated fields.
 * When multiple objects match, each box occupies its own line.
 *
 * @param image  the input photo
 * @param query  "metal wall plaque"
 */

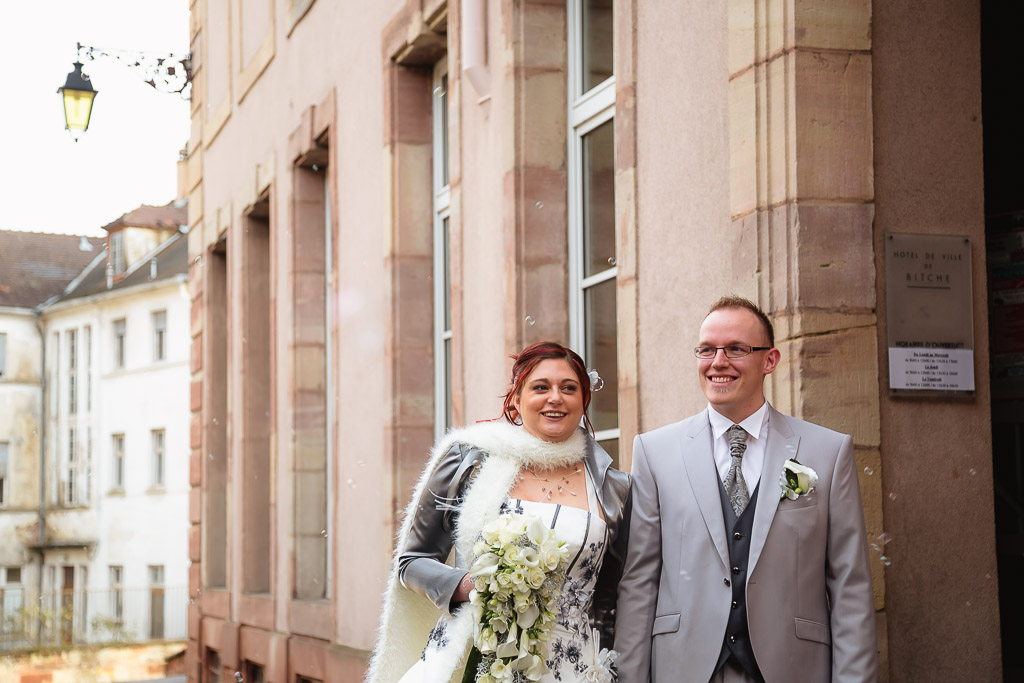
xmin=885 ymin=233 xmax=975 ymax=396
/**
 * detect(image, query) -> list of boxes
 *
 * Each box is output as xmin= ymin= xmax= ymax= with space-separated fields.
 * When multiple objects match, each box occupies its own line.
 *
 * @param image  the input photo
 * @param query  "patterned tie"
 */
xmin=724 ymin=424 xmax=749 ymax=517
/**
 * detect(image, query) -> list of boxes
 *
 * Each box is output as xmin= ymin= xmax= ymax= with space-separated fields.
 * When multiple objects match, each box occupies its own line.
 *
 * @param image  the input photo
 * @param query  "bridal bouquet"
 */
xmin=465 ymin=512 xmax=570 ymax=682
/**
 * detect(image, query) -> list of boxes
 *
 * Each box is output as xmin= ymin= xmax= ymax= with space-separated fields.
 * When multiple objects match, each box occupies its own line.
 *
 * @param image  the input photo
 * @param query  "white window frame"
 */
xmin=0 ymin=332 xmax=6 ymax=379
xmin=84 ymin=325 xmax=92 ymax=411
xmin=112 ymin=434 xmax=125 ymax=491
xmin=68 ymin=329 xmax=78 ymax=415
xmin=109 ymin=565 xmax=124 ymax=622
xmin=0 ymin=441 xmax=8 ymax=508
xmin=111 ymin=231 xmax=125 ymax=273
xmin=66 ymin=427 xmax=78 ymax=506
xmin=151 ymin=429 xmax=165 ymax=487
xmin=113 ymin=319 xmax=126 ymax=369
xmin=152 ymin=310 xmax=167 ymax=362
xmin=568 ymin=0 xmax=618 ymax=447
xmin=432 ymin=57 xmax=453 ymax=440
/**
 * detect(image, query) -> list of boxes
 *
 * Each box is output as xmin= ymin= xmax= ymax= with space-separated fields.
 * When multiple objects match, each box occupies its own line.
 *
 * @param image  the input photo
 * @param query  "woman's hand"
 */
xmin=453 ymin=573 xmax=474 ymax=603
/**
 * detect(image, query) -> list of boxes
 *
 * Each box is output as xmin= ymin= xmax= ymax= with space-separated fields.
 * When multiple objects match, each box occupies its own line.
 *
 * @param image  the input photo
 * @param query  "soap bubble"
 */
xmin=525 ymin=316 xmax=536 ymax=326
xmin=880 ymin=556 xmax=892 ymax=567
xmin=535 ymin=201 xmax=543 ymax=209
xmin=864 ymin=466 xmax=873 ymax=476
xmin=321 ymin=530 xmax=328 ymax=538
xmin=607 ymin=257 xmax=616 ymax=266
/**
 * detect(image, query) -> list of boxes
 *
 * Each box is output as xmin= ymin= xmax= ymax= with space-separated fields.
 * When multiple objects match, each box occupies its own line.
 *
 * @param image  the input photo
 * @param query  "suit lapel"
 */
xmin=748 ymin=404 xmax=800 ymax=575
xmin=679 ymin=414 xmax=729 ymax=570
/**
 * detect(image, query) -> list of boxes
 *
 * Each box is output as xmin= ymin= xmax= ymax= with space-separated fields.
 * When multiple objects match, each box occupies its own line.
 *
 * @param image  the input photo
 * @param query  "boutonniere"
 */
xmin=779 ymin=459 xmax=818 ymax=500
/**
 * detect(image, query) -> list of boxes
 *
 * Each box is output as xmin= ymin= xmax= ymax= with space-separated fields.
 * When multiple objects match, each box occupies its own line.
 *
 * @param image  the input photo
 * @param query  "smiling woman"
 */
xmin=367 ymin=341 xmax=632 ymax=683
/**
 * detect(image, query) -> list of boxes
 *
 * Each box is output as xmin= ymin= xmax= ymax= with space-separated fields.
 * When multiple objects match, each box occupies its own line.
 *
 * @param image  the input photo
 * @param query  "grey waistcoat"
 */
xmin=715 ymin=478 xmax=766 ymax=683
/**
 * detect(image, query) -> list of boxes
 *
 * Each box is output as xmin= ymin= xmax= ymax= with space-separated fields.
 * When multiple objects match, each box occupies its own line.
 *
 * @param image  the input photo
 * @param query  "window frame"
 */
xmin=432 ymin=56 xmax=453 ymax=440
xmin=68 ymin=329 xmax=78 ymax=415
xmin=109 ymin=565 xmax=124 ymax=623
xmin=112 ymin=434 xmax=125 ymax=491
xmin=0 ymin=331 xmax=6 ymax=379
xmin=567 ymin=0 xmax=619 ymax=449
xmin=0 ymin=441 xmax=8 ymax=508
xmin=151 ymin=429 xmax=165 ymax=488
xmin=66 ymin=427 xmax=78 ymax=506
xmin=113 ymin=318 xmax=126 ymax=370
xmin=152 ymin=310 xmax=168 ymax=362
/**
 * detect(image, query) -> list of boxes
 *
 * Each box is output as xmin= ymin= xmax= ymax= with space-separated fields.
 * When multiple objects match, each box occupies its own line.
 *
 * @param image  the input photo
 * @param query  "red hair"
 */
xmin=502 ymin=341 xmax=594 ymax=434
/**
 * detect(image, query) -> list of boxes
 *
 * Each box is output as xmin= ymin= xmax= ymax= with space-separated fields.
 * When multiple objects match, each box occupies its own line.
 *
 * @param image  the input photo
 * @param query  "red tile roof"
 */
xmin=102 ymin=201 xmax=187 ymax=232
xmin=0 ymin=230 xmax=105 ymax=308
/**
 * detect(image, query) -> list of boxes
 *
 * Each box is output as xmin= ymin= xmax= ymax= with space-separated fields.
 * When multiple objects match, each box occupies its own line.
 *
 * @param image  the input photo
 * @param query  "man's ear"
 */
xmin=763 ymin=347 xmax=781 ymax=376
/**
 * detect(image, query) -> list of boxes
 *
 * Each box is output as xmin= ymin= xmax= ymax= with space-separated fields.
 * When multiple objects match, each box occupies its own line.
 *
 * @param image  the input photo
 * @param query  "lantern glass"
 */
xmin=62 ymin=88 xmax=96 ymax=135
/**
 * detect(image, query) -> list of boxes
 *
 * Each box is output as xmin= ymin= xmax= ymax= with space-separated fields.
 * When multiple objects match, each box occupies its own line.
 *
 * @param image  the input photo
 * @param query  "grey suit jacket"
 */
xmin=614 ymin=405 xmax=877 ymax=683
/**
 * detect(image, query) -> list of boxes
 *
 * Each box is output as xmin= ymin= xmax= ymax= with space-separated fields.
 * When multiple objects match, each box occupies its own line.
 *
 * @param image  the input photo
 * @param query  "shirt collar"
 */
xmin=708 ymin=401 xmax=770 ymax=441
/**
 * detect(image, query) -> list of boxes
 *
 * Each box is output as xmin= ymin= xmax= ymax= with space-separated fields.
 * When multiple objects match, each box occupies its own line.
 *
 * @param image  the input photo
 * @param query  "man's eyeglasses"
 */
xmin=693 ymin=345 xmax=772 ymax=359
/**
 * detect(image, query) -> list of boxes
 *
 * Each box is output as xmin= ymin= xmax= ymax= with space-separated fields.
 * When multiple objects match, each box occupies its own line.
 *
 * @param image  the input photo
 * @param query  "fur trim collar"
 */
xmin=435 ymin=421 xmax=587 ymax=471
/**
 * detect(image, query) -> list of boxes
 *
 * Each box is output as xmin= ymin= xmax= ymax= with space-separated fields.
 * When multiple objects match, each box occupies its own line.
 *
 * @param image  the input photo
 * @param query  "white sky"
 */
xmin=0 ymin=1 xmax=191 ymax=237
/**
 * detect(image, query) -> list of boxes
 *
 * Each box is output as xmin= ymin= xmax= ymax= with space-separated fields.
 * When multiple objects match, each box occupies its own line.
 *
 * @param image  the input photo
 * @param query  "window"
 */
xmin=569 ymin=0 xmax=618 ymax=463
xmin=84 ymin=325 xmax=92 ymax=410
xmin=86 ymin=428 xmax=92 ymax=503
xmin=206 ymin=648 xmax=221 ymax=683
xmin=66 ymin=427 xmax=78 ymax=505
xmin=68 ymin=329 xmax=77 ymax=414
xmin=0 ymin=331 xmax=6 ymax=378
xmin=152 ymin=310 xmax=167 ymax=361
xmin=433 ymin=57 xmax=453 ymax=439
xmin=244 ymin=661 xmax=265 ymax=683
xmin=149 ymin=565 xmax=164 ymax=639
xmin=113 ymin=319 xmax=126 ymax=369
xmin=109 ymin=566 xmax=123 ymax=622
xmin=112 ymin=434 xmax=125 ymax=490
xmin=111 ymin=231 xmax=125 ymax=273
xmin=0 ymin=441 xmax=7 ymax=507
xmin=151 ymin=429 xmax=165 ymax=487
xmin=1 ymin=566 xmax=23 ymax=630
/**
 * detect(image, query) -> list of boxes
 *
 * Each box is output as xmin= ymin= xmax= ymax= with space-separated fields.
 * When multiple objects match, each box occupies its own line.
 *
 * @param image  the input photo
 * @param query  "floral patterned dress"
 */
xmin=511 ymin=475 xmax=612 ymax=682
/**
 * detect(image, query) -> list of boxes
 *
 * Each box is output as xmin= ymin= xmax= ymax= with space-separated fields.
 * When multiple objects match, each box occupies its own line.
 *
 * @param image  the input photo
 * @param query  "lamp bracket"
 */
xmin=76 ymin=41 xmax=192 ymax=98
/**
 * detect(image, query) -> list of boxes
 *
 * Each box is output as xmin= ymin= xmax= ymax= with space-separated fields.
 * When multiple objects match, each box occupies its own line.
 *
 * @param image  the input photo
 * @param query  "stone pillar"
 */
xmin=728 ymin=0 xmax=886 ymax=669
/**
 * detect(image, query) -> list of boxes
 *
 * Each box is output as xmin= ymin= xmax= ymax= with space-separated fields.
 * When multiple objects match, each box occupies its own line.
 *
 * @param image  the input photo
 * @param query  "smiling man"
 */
xmin=614 ymin=296 xmax=877 ymax=683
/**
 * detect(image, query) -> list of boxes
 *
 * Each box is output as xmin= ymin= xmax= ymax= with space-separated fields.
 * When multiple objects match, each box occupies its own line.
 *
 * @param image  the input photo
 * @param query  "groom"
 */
xmin=614 ymin=296 xmax=877 ymax=682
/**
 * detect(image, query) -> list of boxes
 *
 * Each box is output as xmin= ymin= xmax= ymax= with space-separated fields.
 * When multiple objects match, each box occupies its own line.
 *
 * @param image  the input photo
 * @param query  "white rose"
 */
xmin=526 ymin=567 xmax=546 ymax=589
xmin=489 ymin=615 xmax=509 ymax=634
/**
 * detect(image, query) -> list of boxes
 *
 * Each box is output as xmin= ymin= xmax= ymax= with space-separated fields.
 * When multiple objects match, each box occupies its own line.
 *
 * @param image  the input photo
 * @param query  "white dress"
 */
xmin=404 ymin=470 xmax=612 ymax=682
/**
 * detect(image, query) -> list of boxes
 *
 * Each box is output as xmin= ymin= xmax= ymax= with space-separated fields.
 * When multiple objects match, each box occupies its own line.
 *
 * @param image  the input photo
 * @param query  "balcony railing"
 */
xmin=0 ymin=586 xmax=186 ymax=652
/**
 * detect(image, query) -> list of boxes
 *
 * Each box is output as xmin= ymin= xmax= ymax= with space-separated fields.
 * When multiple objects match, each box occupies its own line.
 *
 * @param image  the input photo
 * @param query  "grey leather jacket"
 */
xmin=397 ymin=432 xmax=632 ymax=648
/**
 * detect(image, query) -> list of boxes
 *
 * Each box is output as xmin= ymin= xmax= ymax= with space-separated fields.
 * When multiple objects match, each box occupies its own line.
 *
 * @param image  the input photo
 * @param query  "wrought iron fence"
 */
xmin=0 ymin=586 xmax=186 ymax=652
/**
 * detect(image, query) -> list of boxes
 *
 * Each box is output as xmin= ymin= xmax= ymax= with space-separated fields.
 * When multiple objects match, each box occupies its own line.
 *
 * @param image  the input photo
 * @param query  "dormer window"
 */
xmin=110 ymin=231 xmax=125 ymax=274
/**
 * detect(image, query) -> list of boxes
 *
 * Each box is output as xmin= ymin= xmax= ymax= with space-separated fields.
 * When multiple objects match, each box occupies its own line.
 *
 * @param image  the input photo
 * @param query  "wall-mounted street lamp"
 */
xmin=58 ymin=42 xmax=192 ymax=141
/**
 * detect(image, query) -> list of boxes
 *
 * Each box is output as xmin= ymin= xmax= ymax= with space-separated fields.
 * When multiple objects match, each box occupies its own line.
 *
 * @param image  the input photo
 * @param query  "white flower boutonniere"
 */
xmin=779 ymin=458 xmax=818 ymax=500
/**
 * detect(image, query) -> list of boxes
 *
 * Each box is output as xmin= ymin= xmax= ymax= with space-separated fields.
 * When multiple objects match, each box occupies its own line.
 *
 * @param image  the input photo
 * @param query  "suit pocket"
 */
xmin=779 ymin=495 xmax=818 ymax=511
xmin=794 ymin=617 xmax=830 ymax=645
xmin=652 ymin=613 xmax=680 ymax=636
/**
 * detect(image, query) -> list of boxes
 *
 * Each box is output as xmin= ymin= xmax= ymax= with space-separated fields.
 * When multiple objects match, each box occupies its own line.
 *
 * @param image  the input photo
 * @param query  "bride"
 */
xmin=366 ymin=341 xmax=631 ymax=683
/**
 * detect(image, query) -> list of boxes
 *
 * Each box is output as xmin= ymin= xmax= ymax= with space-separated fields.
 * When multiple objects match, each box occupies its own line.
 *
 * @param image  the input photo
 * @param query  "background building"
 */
xmin=0 ymin=200 xmax=190 ymax=662
xmin=0 ymin=229 xmax=103 ymax=648
xmin=184 ymin=1 xmax=1021 ymax=681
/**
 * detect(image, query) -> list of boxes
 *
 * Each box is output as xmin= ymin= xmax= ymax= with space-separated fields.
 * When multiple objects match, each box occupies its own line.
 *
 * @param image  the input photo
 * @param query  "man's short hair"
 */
xmin=707 ymin=295 xmax=775 ymax=348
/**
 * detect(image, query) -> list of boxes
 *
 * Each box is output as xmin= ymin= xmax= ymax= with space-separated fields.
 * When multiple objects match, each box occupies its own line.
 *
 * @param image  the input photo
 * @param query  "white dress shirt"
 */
xmin=708 ymin=402 xmax=770 ymax=493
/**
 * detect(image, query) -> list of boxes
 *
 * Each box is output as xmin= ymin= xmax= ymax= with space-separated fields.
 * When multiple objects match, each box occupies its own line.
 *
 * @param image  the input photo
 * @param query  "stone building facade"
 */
xmin=184 ymin=1 xmax=1019 ymax=681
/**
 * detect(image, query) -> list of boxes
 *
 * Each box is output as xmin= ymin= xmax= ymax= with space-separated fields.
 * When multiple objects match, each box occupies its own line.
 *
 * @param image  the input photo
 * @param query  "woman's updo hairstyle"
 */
xmin=501 ymin=341 xmax=594 ymax=434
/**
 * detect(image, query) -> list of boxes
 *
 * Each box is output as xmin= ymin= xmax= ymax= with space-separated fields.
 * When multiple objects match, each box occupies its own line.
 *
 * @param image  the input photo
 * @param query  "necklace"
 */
xmin=517 ymin=466 xmax=583 ymax=501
